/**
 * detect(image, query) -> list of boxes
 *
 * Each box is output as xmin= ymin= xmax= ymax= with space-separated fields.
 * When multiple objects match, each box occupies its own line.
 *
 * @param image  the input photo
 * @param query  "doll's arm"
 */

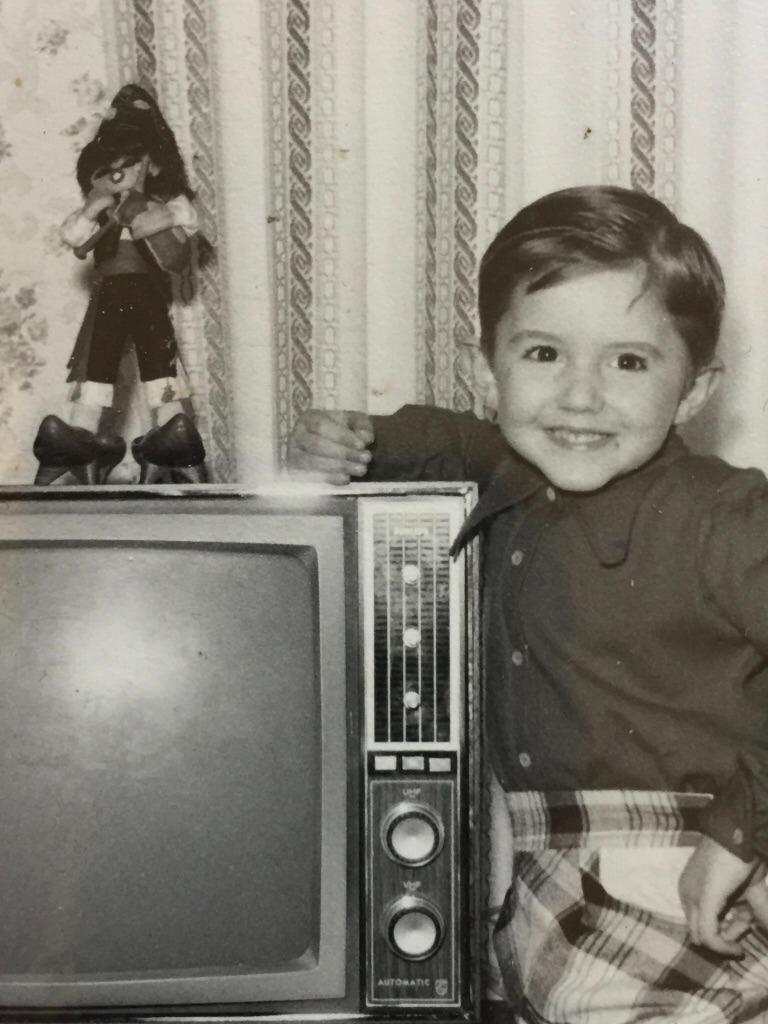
xmin=129 ymin=195 xmax=198 ymax=240
xmin=60 ymin=194 xmax=115 ymax=249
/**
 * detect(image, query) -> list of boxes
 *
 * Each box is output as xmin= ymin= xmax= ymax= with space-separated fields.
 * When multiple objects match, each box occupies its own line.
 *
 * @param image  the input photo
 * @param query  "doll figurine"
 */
xmin=33 ymin=84 xmax=207 ymax=484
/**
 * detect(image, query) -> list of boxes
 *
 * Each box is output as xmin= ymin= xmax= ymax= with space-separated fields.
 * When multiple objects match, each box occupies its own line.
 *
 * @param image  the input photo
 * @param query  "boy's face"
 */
xmin=487 ymin=263 xmax=716 ymax=492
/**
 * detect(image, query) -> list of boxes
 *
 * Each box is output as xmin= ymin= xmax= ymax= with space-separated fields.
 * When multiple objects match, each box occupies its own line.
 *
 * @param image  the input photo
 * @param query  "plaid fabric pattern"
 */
xmin=493 ymin=790 xmax=768 ymax=1024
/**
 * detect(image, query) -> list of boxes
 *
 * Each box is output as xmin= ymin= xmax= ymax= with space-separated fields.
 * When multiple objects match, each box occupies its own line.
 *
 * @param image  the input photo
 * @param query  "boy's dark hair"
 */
xmin=478 ymin=185 xmax=725 ymax=370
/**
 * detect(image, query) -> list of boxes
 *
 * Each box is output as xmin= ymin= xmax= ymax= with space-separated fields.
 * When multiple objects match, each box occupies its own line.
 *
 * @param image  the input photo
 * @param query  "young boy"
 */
xmin=289 ymin=186 xmax=768 ymax=1022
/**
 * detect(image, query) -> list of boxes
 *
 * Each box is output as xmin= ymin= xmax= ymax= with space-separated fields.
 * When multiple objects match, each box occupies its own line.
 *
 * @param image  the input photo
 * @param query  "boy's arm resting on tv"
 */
xmin=287 ymin=404 xmax=509 ymax=486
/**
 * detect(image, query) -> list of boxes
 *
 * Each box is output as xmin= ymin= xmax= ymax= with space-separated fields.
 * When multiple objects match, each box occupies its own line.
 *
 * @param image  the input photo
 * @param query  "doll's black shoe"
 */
xmin=131 ymin=413 xmax=207 ymax=484
xmin=33 ymin=415 xmax=126 ymax=486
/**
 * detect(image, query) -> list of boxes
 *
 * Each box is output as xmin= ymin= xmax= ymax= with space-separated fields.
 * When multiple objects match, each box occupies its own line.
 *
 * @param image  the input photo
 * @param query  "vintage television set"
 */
xmin=0 ymin=482 xmax=481 ymax=1023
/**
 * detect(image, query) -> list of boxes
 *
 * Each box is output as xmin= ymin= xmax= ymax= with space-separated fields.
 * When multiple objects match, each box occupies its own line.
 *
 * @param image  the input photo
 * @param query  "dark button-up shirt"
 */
xmin=368 ymin=405 xmax=768 ymax=861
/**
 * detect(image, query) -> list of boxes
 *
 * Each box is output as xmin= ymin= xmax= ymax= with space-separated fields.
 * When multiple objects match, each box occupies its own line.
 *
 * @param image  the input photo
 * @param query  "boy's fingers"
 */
xmin=346 ymin=410 xmax=375 ymax=445
xmin=696 ymin=903 xmax=744 ymax=956
xmin=292 ymin=433 xmax=370 ymax=466
xmin=287 ymin=451 xmax=368 ymax=479
xmin=293 ymin=411 xmax=372 ymax=459
xmin=720 ymin=903 xmax=753 ymax=943
xmin=307 ymin=410 xmax=370 ymax=450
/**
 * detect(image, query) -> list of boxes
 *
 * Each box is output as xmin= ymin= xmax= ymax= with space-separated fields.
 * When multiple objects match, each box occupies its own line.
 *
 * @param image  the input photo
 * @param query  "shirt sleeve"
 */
xmin=367 ymin=404 xmax=510 ymax=488
xmin=696 ymin=468 xmax=768 ymax=861
xmin=163 ymin=195 xmax=198 ymax=235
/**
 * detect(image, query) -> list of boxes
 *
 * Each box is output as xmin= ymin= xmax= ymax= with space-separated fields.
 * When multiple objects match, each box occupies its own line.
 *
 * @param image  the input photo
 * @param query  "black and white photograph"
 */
xmin=1 ymin=2 xmax=768 ymax=1022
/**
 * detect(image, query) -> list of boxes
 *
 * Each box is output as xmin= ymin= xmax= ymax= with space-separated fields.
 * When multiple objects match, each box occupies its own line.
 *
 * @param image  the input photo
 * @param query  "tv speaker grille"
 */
xmin=371 ymin=511 xmax=452 ymax=743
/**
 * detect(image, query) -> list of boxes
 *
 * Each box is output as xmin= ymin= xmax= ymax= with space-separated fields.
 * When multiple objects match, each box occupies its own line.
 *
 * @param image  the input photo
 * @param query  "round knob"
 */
xmin=381 ymin=802 xmax=444 ymax=866
xmin=403 ymin=689 xmax=421 ymax=710
xmin=384 ymin=896 xmax=444 ymax=961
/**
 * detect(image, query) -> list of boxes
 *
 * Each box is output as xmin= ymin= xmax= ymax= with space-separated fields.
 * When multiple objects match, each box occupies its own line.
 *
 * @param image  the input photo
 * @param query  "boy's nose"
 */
xmin=557 ymin=366 xmax=605 ymax=412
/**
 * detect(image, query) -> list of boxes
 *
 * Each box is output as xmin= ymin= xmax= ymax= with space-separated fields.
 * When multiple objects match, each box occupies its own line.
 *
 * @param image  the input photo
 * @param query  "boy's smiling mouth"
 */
xmin=545 ymin=427 xmax=615 ymax=450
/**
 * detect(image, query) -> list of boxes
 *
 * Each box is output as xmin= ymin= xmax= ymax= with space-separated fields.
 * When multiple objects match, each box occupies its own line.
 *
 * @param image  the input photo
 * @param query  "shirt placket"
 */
xmin=487 ymin=486 xmax=558 ymax=787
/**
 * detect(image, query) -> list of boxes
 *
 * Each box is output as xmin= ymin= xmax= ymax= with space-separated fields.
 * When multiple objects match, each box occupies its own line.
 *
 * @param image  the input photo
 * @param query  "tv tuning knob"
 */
xmin=381 ymin=801 xmax=444 ymax=867
xmin=383 ymin=895 xmax=445 ymax=962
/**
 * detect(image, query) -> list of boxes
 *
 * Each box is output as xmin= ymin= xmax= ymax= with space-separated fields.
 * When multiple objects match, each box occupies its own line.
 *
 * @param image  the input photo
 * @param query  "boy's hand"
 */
xmin=679 ymin=836 xmax=768 ymax=955
xmin=287 ymin=409 xmax=374 ymax=485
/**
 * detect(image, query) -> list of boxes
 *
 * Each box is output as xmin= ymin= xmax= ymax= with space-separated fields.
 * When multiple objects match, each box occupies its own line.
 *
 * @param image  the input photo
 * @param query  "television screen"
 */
xmin=0 ymin=543 xmax=320 ymax=975
xmin=0 ymin=504 xmax=349 ymax=1009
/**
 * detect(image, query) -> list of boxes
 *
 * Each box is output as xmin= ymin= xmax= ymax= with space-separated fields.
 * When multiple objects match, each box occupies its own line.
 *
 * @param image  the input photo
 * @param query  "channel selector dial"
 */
xmin=381 ymin=801 xmax=444 ymax=867
xmin=383 ymin=895 xmax=445 ymax=961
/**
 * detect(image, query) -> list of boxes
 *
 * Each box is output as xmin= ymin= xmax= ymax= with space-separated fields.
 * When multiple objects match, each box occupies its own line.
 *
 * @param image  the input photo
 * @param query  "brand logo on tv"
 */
xmin=376 ymin=978 xmax=431 ymax=988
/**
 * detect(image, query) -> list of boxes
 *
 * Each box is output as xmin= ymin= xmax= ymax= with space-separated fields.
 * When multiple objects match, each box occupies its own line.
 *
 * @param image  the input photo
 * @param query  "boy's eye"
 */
xmin=615 ymin=352 xmax=648 ymax=372
xmin=524 ymin=344 xmax=559 ymax=363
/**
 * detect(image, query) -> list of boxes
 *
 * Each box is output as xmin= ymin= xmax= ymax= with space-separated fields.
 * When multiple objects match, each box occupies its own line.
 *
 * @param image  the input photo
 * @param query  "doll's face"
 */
xmin=89 ymin=157 xmax=146 ymax=196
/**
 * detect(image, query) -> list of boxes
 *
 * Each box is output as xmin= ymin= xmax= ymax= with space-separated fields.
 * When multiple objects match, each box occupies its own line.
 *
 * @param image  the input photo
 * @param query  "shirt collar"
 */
xmin=452 ymin=430 xmax=689 ymax=565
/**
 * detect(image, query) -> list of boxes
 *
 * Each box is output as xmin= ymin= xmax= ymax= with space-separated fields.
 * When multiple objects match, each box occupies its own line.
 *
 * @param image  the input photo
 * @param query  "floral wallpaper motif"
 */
xmin=0 ymin=0 xmax=110 ymax=481
xmin=0 ymin=273 xmax=48 ymax=428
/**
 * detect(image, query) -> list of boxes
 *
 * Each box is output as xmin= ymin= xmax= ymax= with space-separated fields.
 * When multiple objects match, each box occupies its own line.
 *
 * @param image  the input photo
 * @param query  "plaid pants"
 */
xmin=492 ymin=790 xmax=768 ymax=1024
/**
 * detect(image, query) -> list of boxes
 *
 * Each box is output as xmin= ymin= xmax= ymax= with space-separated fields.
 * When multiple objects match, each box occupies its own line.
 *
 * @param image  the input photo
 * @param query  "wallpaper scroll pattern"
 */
xmin=183 ymin=0 xmax=234 ymax=482
xmin=417 ymin=0 xmax=439 ymax=409
xmin=286 ymin=0 xmax=314 ymax=440
xmin=133 ymin=0 xmax=157 ymax=93
xmin=452 ymin=0 xmax=480 ymax=413
xmin=267 ymin=0 xmax=315 ymax=460
xmin=630 ymin=0 xmax=657 ymax=194
xmin=417 ymin=0 xmax=481 ymax=413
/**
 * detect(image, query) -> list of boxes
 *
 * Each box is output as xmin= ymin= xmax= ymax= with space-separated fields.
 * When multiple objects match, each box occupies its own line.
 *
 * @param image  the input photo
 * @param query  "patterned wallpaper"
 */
xmin=1 ymin=0 xmax=767 ymax=483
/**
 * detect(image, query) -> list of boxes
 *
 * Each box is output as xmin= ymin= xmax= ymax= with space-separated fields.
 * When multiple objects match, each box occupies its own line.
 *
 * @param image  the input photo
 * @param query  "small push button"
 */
xmin=402 ymin=755 xmax=425 ymax=771
xmin=374 ymin=755 xmax=398 ymax=772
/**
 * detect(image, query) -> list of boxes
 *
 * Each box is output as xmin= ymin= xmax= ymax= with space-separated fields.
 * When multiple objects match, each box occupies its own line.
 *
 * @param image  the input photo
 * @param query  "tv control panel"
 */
xmin=359 ymin=497 xmax=476 ymax=1011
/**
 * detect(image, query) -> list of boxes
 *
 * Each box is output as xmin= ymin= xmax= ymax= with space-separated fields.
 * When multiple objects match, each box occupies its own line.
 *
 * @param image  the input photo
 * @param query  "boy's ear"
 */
xmin=673 ymin=362 xmax=722 ymax=426
xmin=472 ymin=348 xmax=499 ymax=415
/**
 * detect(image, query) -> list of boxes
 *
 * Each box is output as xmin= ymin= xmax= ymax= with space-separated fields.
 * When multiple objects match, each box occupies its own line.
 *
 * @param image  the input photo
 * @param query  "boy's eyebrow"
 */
xmin=505 ymin=330 xmax=666 ymax=356
xmin=505 ymin=329 xmax=562 ymax=346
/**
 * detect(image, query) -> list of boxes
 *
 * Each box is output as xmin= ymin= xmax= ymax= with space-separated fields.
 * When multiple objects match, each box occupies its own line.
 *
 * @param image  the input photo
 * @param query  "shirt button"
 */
xmin=546 ymin=486 xmax=556 ymax=502
xmin=511 ymin=649 xmax=524 ymax=667
xmin=510 ymin=549 xmax=524 ymax=566
xmin=733 ymin=828 xmax=744 ymax=845
xmin=518 ymin=752 xmax=532 ymax=768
